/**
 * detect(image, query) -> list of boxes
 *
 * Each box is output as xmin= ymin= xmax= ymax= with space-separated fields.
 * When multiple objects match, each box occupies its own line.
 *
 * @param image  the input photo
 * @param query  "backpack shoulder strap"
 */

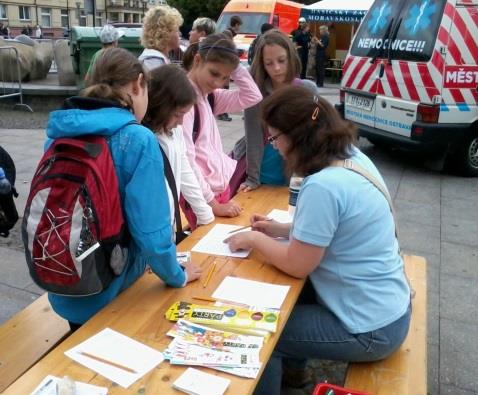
xmin=158 ymin=144 xmax=183 ymax=240
xmin=192 ymin=94 xmax=215 ymax=144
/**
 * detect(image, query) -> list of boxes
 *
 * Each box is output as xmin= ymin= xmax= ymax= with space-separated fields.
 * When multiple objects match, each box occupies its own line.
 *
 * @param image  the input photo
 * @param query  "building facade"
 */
xmin=0 ymin=0 xmax=166 ymax=38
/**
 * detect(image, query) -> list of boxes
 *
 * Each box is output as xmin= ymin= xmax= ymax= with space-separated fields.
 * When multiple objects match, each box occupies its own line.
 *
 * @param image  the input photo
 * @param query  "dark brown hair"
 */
xmin=261 ymin=85 xmax=357 ymax=176
xmin=196 ymin=33 xmax=239 ymax=68
xmin=250 ymin=29 xmax=301 ymax=92
xmin=144 ymin=64 xmax=195 ymax=134
xmin=182 ymin=42 xmax=199 ymax=71
xmin=83 ymin=47 xmax=146 ymax=111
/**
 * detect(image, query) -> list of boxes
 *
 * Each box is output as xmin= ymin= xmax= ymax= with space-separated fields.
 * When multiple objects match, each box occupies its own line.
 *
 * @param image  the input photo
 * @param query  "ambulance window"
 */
xmin=350 ymin=0 xmax=447 ymax=62
xmin=216 ymin=12 xmax=269 ymax=35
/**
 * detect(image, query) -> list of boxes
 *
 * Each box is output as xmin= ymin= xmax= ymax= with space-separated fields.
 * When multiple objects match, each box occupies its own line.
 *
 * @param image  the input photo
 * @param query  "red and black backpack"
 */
xmin=22 ymin=134 xmax=129 ymax=296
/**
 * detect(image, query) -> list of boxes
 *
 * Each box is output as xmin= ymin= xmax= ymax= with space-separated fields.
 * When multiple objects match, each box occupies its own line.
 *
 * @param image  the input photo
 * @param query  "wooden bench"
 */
xmin=344 ymin=255 xmax=427 ymax=394
xmin=0 ymin=293 xmax=70 ymax=392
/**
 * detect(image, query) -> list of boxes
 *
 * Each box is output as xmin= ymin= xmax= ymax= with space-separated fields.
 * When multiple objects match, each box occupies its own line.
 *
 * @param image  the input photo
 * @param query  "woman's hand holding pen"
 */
xmin=251 ymin=214 xmax=290 ymax=238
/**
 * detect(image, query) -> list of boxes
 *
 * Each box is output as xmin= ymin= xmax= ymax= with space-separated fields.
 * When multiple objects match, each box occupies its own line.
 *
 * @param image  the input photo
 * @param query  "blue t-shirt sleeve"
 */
xmin=122 ymin=130 xmax=185 ymax=288
xmin=292 ymin=178 xmax=340 ymax=247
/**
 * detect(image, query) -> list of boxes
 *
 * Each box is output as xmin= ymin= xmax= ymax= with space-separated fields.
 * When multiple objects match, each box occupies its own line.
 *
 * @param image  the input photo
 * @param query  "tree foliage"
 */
xmin=168 ymin=0 xmax=229 ymax=30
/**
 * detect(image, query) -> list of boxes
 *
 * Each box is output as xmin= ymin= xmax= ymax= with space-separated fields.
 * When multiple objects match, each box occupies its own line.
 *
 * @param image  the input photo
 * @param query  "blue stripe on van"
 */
xmin=440 ymin=103 xmax=449 ymax=112
xmin=457 ymin=103 xmax=470 ymax=112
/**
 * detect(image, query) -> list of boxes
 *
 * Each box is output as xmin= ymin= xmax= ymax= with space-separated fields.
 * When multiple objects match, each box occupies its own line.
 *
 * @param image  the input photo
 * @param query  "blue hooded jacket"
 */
xmin=46 ymin=98 xmax=185 ymax=324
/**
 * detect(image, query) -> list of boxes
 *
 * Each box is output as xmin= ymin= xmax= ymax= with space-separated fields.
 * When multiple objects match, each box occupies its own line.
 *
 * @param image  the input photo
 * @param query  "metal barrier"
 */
xmin=0 ymin=46 xmax=33 ymax=112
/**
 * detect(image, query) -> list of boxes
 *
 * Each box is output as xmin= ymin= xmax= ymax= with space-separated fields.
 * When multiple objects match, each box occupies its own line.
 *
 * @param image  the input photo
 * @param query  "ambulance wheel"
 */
xmin=457 ymin=133 xmax=478 ymax=177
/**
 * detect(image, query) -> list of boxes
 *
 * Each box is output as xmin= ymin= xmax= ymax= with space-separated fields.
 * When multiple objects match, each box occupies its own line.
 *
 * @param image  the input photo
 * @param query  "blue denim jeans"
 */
xmin=253 ymin=281 xmax=412 ymax=395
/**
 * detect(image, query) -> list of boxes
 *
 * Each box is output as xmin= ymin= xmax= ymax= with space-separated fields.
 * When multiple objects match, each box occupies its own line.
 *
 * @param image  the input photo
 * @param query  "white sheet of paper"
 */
xmin=192 ymin=224 xmax=251 ymax=258
xmin=212 ymin=276 xmax=290 ymax=309
xmin=30 ymin=375 xmax=107 ymax=395
xmin=172 ymin=367 xmax=231 ymax=395
xmin=267 ymin=209 xmax=292 ymax=223
xmin=64 ymin=328 xmax=164 ymax=388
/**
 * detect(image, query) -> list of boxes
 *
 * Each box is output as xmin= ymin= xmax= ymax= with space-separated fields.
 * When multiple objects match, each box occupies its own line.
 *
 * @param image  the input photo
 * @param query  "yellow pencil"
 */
xmin=202 ymin=261 xmax=217 ymax=288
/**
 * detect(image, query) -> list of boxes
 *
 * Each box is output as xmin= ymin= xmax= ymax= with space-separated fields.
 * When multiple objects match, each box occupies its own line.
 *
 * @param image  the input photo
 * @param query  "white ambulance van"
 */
xmin=335 ymin=0 xmax=478 ymax=175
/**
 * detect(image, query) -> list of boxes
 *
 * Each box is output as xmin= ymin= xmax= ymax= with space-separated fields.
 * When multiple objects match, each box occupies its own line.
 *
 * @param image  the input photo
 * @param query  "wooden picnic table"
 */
xmin=4 ymin=186 xmax=305 ymax=395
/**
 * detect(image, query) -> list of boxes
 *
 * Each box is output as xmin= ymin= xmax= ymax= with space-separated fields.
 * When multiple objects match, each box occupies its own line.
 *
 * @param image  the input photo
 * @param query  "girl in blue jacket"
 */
xmin=46 ymin=47 xmax=202 ymax=328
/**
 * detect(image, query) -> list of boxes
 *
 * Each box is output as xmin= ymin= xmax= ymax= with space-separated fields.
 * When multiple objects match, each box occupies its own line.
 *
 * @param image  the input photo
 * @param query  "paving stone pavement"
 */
xmin=0 ymin=84 xmax=477 ymax=394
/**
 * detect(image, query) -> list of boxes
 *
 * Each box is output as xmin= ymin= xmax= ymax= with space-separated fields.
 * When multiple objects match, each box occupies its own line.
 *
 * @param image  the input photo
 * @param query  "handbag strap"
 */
xmin=158 ymin=144 xmax=183 ymax=239
xmin=331 ymin=158 xmax=399 ymax=239
xmin=332 ymin=158 xmax=415 ymax=298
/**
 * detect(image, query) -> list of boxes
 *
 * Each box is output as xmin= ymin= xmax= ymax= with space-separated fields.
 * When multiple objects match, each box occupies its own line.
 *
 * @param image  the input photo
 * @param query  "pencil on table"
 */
xmin=202 ymin=261 xmax=217 ymax=288
xmin=192 ymin=295 xmax=217 ymax=303
xmin=79 ymin=351 xmax=138 ymax=374
xmin=227 ymin=218 xmax=273 ymax=234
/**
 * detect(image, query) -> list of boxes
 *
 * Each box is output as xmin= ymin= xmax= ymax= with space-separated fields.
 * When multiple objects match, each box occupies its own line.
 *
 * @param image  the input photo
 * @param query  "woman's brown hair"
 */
xmin=83 ymin=47 xmax=146 ymax=111
xmin=196 ymin=33 xmax=239 ymax=68
xmin=144 ymin=64 xmax=195 ymax=134
xmin=250 ymin=29 xmax=301 ymax=92
xmin=261 ymin=85 xmax=357 ymax=176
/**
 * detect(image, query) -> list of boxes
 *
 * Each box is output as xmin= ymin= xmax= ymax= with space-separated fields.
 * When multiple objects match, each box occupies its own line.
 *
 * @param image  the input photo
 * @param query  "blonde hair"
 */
xmin=141 ymin=5 xmax=183 ymax=53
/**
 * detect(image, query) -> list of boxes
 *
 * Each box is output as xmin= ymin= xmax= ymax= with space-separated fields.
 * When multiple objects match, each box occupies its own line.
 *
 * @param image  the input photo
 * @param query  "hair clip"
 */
xmin=312 ymin=106 xmax=320 ymax=120
xmin=313 ymin=95 xmax=319 ymax=104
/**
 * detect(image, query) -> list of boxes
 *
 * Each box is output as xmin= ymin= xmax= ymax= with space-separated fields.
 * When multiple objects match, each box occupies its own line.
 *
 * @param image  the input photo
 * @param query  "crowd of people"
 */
xmin=44 ymin=5 xmax=412 ymax=393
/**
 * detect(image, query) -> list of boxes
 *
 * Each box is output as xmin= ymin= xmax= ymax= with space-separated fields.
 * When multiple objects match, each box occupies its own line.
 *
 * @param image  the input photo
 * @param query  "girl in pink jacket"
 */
xmin=182 ymin=33 xmax=262 ymax=228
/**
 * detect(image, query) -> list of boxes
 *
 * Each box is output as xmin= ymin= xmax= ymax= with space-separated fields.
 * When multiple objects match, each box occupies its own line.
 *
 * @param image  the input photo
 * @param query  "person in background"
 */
xmin=85 ymin=24 xmax=124 ymax=80
xmin=225 ymin=86 xmax=411 ymax=394
xmin=188 ymin=17 xmax=216 ymax=44
xmin=35 ymin=24 xmax=42 ymax=39
xmin=47 ymin=48 xmax=202 ymax=329
xmin=143 ymin=65 xmax=214 ymax=234
xmin=218 ymin=15 xmax=243 ymax=122
xmin=291 ymin=17 xmax=311 ymax=79
xmin=181 ymin=33 xmax=262 ymax=228
xmin=247 ymin=23 xmax=274 ymax=65
xmin=314 ymin=25 xmax=329 ymax=87
xmin=234 ymin=29 xmax=318 ymax=192
xmin=139 ymin=5 xmax=183 ymax=71
xmin=225 ymin=15 xmax=243 ymax=38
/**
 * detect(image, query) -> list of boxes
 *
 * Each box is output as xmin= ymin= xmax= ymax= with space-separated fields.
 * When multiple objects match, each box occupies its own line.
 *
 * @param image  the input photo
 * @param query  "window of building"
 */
xmin=0 ymin=4 xmax=7 ymax=20
xmin=61 ymin=9 xmax=69 ymax=28
xmin=96 ymin=12 xmax=103 ymax=27
xmin=41 ymin=8 xmax=51 ymax=27
xmin=19 ymin=6 xmax=31 ymax=21
xmin=80 ymin=11 xmax=87 ymax=27
xmin=109 ymin=12 xmax=119 ymax=23
xmin=133 ymin=13 xmax=139 ymax=23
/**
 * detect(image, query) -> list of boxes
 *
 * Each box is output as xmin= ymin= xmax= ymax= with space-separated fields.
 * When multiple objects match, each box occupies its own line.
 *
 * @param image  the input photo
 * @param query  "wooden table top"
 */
xmin=5 ymin=186 xmax=305 ymax=395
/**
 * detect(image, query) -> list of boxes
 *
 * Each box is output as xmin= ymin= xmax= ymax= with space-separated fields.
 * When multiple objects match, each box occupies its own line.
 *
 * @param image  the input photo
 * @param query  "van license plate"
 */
xmin=346 ymin=94 xmax=373 ymax=111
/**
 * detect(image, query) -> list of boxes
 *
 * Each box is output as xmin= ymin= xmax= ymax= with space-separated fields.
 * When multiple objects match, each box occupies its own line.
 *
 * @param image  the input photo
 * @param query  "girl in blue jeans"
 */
xmin=225 ymin=86 xmax=411 ymax=394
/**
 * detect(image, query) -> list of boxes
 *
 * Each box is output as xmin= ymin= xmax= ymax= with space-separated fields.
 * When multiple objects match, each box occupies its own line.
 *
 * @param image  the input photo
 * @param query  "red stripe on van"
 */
xmin=444 ymin=1 xmax=455 ymax=20
xmin=382 ymin=65 xmax=401 ymax=98
xmin=447 ymin=35 xmax=464 ymax=65
xmin=356 ymin=62 xmax=378 ymax=91
xmin=431 ymin=49 xmax=445 ymax=72
xmin=343 ymin=57 xmax=368 ymax=88
xmin=437 ymin=26 xmax=449 ymax=46
xmin=418 ymin=63 xmax=440 ymax=101
xmin=398 ymin=63 xmax=419 ymax=101
xmin=449 ymin=88 xmax=467 ymax=105
xmin=450 ymin=9 xmax=478 ymax=64
xmin=342 ymin=56 xmax=353 ymax=75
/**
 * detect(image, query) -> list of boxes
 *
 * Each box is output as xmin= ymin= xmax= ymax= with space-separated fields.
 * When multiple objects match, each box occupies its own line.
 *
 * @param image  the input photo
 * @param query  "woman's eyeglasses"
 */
xmin=267 ymin=133 xmax=282 ymax=143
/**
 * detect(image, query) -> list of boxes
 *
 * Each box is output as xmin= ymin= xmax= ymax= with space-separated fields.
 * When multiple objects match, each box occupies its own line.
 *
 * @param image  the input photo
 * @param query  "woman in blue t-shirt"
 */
xmin=225 ymin=85 xmax=411 ymax=394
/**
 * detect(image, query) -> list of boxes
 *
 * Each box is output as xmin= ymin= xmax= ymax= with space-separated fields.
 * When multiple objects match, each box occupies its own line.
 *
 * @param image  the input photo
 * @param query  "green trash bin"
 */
xmin=70 ymin=26 xmax=143 ymax=83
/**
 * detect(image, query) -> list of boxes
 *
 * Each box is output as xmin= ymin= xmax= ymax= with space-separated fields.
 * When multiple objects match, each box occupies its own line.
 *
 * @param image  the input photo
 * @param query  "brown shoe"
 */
xmin=282 ymin=366 xmax=313 ymax=389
